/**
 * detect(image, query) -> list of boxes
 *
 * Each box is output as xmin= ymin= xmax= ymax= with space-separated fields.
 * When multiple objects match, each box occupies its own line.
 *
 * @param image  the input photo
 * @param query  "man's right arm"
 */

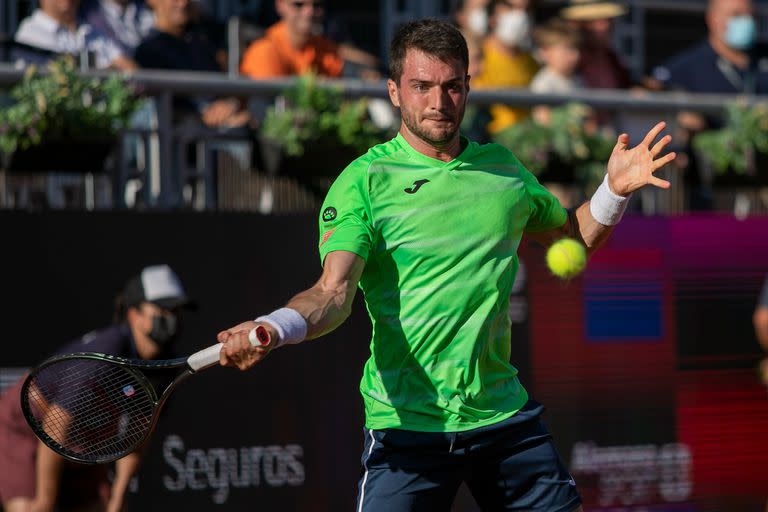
xmin=216 ymin=250 xmax=365 ymax=371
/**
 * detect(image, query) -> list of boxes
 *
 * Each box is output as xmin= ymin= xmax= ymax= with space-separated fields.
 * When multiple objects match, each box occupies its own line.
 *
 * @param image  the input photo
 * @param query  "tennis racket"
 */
xmin=20 ymin=325 xmax=270 ymax=464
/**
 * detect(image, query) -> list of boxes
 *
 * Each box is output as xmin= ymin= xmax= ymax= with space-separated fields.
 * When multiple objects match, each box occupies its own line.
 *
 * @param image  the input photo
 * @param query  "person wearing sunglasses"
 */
xmin=240 ymin=0 xmax=344 ymax=79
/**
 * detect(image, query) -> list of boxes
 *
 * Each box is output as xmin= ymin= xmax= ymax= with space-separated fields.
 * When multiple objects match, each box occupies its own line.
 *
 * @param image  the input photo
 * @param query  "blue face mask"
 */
xmin=725 ymin=15 xmax=756 ymax=50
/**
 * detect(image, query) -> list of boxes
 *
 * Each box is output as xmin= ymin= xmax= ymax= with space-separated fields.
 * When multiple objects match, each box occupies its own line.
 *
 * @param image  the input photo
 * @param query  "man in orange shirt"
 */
xmin=240 ymin=0 xmax=343 ymax=78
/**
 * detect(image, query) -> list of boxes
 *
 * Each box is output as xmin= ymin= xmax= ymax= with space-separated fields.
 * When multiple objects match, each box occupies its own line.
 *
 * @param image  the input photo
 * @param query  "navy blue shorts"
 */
xmin=355 ymin=401 xmax=581 ymax=512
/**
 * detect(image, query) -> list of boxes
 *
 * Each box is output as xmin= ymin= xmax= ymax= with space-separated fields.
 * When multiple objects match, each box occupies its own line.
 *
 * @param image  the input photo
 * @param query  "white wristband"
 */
xmin=589 ymin=174 xmax=630 ymax=226
xmin=255 ymin=308 xmax=307 ymax=348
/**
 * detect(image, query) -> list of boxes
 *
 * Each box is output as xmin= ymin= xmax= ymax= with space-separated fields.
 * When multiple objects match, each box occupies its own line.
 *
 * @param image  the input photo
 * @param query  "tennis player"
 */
xmin=0 ymin=265 xmax=194 ymax=512
xmin=217 ymin=19 xmax=675 ymax=511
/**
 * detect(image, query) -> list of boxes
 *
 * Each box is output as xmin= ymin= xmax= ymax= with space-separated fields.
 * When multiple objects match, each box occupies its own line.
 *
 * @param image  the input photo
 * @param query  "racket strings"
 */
xmin=26 ymin=359 xmax=156 ymax=462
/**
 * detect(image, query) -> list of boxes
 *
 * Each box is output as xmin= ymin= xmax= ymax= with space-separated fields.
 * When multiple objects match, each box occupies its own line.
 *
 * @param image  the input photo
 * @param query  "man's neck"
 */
xmin=155 ymin=20 xmax=185 ymax=38
xmin=545 ymin=65 xmax=571 ymax=79
xmin=710 ymin=34 xmax=749 ymax=69
xmin=400 ymin=125 xmax=462 ymax=163
xmin=42 ymin=8 xmax=77 ymax=30
xmin=489 ymin=35 xmax=520 ymax=57
xmin=286 ymin=29 xmax=310 ymax=49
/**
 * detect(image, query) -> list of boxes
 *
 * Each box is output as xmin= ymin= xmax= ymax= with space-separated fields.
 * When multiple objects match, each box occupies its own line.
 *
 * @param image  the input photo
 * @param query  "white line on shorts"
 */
xmin=357 ymin=429 xmax=377 ymax=512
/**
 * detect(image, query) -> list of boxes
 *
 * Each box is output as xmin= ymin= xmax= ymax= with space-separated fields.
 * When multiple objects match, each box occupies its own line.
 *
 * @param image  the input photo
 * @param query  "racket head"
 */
xmin=20 ymin=352 xmax=160 ymax=464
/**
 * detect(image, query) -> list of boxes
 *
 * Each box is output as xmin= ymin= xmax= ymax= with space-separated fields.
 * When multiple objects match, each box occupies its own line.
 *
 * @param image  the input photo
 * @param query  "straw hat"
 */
xmin=560 ymin=0 xmax=627 ymax=21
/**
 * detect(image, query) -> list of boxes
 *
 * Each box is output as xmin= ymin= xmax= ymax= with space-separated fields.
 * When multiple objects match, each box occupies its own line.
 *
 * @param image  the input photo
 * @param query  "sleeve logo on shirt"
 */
xmin=320 ymin=229 xmax=336 ymax=247
xmin=322 ymin=207 xmax=337 ymax=222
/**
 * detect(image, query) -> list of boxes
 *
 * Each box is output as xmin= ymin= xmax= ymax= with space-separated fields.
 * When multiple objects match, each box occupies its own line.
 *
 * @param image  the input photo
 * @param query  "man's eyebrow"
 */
xmin=408 ymin=76 xmax=465 ymax=85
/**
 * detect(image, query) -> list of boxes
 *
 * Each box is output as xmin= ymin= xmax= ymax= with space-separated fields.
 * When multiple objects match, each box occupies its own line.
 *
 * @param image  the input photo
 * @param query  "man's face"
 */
xmin=387 ymin=49 xmax=469 ymax=147
xmin=579 ymin=17 xmax=614 ymax=44
xmin=708 ymin=0 xmax=753 ymax=40
xmin=40 ymin=0 xmax=79 ymax=19
xmin=147 ymin=0 xmax=190 ymax=29
xmin=130 ymin=302 xmax=179 ymax=357
xmin=276 ymin=0 xmax=324 ymax=37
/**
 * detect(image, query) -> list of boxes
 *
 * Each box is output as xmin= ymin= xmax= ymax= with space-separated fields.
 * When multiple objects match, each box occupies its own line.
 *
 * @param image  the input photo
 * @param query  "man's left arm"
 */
xmin=529 ymin=121 xmax=676 ymax=254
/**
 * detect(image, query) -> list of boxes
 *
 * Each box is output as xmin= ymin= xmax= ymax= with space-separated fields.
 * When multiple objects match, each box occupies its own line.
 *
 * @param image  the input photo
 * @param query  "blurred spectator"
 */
xmin=647 ymin=0 xmax=767 ymax=209
xmin=13 ymin=0 xmax=136 ymax=70
xmin=649 ymin=0 xmax=768 ymax=95
xmin=135 ymin=0 xmax=250 ymax=129
xmin=756 ymin=274 xmax=768 ymax=386
xmin=239 ymin=0 xmax=343 ymax=79
xmin=453 ymin=0 xmax=491 ymax=40
xmin=530 ymin=18 xmax=583 ymax=124
xmin=79 ymin=0 xmax=154 ymax=57
xmin=461 ymin=26 xmax=492 ymax=143
xmin=451 ymin=0 xmax=490 ymax=76
xmin=473 ymin=0 xmax=539 ymax=134
xmin=186 ymin=0 xmax=228 ymax=70
xmin=560 ymin=0 xmax=631 ymax=90
xmin=0 ymin=265 xmax=194 ymax=512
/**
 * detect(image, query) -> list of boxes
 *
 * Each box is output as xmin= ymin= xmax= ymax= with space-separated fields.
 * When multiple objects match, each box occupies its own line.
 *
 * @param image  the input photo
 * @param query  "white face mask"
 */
xmin=467 ymin=8 xmax=488 ymax=36
xmin=495 ymin=9 xmax=531 ymax=48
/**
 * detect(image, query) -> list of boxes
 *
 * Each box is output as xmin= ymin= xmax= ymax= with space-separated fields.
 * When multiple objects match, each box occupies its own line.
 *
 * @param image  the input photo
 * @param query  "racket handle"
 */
xmin=248 ymin=325 xmax=271 ymax=347
xmin=187 ymin=343 xmax=224 ymax=372
xmin=187 ymin=326 xmax=271 ymax=372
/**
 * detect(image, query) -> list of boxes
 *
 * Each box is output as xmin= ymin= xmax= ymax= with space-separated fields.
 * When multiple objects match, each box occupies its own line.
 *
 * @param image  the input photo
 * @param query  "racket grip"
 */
xmin=187 ymin=343 xmax=224 ymax=372
xmin=248 ymin=325 xmax=271 ymax=347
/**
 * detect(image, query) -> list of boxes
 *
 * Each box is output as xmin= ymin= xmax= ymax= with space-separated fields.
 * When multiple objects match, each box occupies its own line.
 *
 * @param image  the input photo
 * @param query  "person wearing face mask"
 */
xmin=0 ymin=264 xmax=194 ymax=512
xmin=453 ymin=0 xmax=491 ymax=40
xmin=649 ymin=0 xmax=767 ymax=94
xmin=473 ymin=0 xmax=540 ymax=134
xmin=647 ymin=0 xmax=767 ymax=209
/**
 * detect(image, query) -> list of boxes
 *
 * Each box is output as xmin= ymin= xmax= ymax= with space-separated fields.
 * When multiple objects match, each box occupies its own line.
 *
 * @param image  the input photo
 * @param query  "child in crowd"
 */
xmin=530 ymin=18 xmax=582 ymax=124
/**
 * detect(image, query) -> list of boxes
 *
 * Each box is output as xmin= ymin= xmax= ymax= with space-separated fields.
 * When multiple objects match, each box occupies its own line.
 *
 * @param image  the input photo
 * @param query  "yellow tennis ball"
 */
xmin=546 ymin=238 xmax=587 ymax=279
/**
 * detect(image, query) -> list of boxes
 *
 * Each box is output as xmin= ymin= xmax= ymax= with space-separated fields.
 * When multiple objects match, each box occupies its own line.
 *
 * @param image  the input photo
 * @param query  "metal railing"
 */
xmin=1 ymin=64 xmax=767 ymax=213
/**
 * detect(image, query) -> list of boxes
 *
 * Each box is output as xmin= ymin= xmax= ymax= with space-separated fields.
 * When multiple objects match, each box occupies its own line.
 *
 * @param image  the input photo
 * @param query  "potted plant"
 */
xmin=258 ymin=72 xmax=390 ymax=196
xmin=492 ymin=103 xmax=615 ymax=202
xmin=0 ymin=56 xmax=143 ymax=173
xmin=691 ymin=100 xmax=768 ymax=187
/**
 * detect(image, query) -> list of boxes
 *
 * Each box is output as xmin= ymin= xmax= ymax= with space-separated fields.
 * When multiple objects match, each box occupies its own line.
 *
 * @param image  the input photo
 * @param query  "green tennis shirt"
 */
xmin=318 ymin=133 xmax=567 ymax=432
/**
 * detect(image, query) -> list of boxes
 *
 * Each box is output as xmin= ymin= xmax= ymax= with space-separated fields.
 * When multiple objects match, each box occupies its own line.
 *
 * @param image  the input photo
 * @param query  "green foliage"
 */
xmin=261 ymin=73 xmax=389 ymax=157
xmin=0 ymin=56 xmax=142 ymax=155
xmin=493 ymin=103 xmax=614 ymax=194
xmin=691 ymin=101 xmax=768 ymax=175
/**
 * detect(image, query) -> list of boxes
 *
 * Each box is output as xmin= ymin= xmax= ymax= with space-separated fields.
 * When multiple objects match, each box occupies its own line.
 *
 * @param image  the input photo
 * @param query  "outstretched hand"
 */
xmin=606 ymin=121 xmax=676 ymax=197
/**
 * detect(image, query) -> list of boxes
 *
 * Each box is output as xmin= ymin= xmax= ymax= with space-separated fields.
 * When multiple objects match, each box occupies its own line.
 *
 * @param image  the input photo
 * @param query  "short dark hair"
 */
xmin=389 ymin=19 xmax=469 ymax=83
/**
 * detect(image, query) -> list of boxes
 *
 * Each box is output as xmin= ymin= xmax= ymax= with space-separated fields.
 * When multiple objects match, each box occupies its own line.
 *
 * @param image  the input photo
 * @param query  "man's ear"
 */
xmin=387 ymin=79 xmax=401 ymax=108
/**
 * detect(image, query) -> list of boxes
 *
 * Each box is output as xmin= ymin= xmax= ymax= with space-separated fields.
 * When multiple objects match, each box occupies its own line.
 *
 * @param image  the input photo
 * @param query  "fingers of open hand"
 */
xmin=650 ymin=134 xmax=672 ymax=158
xmin=613 ymin=133 xmax=630 ymax=153
xmin=648 ymin=175 xmax=671 ymax=189
xmin=641 ymin=121 xmax=667 ymax=148
xmin=653 ymin=151 xmax=676 ymax=171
